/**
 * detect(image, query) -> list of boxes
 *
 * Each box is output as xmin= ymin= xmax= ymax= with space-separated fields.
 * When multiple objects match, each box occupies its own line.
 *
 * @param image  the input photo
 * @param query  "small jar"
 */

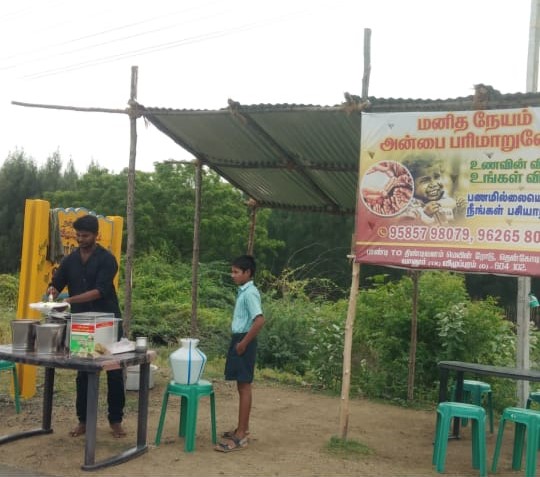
xmin=135 ymin=336 xmax=148 ymax=353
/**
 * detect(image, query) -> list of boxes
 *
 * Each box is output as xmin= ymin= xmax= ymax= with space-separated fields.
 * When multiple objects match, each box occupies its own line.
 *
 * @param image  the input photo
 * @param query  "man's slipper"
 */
xmin=214 ymin=435 xmax=248 ymax=453
xmin=69 ymin=423 xmax=86 ymax=437
xmin=221 ymin=429 xmax=250 ymax=439
xmin=110 ymin=422 xmax=127 ymax=438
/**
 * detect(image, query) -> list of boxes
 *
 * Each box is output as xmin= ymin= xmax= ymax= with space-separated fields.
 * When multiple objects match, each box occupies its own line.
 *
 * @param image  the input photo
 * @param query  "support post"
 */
xmin=190 ymin=159 xmax=202 ymax=336
xmin=247 ymin=199 xmax=258 ymax=256
xmin=516 ymin=0 xmax=540 ymax=405
xmin=338 ymin=257 xmax=360 ymax=439
xmin=123 ymin=65 xmax=138 ymax=336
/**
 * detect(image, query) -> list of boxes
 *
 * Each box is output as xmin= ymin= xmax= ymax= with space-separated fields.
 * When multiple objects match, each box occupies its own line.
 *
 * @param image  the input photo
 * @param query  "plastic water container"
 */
xmin=169 ymin=338 xmax=207 ymax=385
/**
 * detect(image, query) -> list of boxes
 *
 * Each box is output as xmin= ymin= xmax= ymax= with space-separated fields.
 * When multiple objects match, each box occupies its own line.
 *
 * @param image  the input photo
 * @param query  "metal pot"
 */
xmin=46 ymin=312 xmax=71 ymax=350
xmin=11 ymin=319 xmax=40 ymax=351
xmin=34 ymin=323 xmax=66 ymax=354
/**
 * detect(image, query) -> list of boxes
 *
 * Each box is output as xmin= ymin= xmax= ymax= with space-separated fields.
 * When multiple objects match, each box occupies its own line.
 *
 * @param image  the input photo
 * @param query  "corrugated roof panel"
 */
xmin=306 ymin=170 xmax=359 ymax=211
xmin=142 ymin=89 xmax=540 ymax=215
xmin=248 ymin=110 xmax=361 ymax=170
xmin=216 ymin=166 xmax=330 ymax=209
xmin=146 ymin=111 xmax=281 ymax=165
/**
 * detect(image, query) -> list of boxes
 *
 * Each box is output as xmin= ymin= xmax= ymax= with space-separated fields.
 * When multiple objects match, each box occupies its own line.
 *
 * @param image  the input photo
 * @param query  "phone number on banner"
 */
xmin=386 ymin=226 xmax=540 ymax=244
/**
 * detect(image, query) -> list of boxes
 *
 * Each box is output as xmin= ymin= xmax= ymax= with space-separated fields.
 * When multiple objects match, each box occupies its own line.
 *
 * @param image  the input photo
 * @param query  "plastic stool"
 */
xmin=451 ymin=379 xmax=494 ymax=433
xmin=155 ymin=379 xmax=217 ymax=452
xmin=526 ymin=390 xmax=540 ymax=409
xmin=432 ymin=402 xmax=487 ymax=476
xmin=491 ymin=406 xmax=540 ymax=477
xmin=0 ymin=360 xmax=20 ymax=413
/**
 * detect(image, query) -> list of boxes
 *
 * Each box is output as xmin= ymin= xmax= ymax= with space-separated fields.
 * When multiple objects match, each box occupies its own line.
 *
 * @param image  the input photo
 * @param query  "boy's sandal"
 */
xmin=214 ymin=435 xmax=249 ymax=453
xmin=221 ymin=429 xmax=250 ymax=439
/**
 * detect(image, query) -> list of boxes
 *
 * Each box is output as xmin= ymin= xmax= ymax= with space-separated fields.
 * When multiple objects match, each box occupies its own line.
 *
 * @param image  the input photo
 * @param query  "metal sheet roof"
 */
xmin=141 ymin=88 xmax=540 ymax=215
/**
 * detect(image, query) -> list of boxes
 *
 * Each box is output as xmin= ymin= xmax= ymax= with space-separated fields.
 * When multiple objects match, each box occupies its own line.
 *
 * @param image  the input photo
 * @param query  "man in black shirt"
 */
xmin=47 ymin=214 xmax=126 ymax=438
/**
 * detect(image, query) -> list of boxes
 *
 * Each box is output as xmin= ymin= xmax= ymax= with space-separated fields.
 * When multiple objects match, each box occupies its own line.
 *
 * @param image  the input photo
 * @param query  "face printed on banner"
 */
xmin=412 ymin=164 xmax=445 ymax=203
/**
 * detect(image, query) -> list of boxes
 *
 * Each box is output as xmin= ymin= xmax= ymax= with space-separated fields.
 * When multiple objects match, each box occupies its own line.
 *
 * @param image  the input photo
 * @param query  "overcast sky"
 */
xmin=0 ymin=0 xmax=534 ymax=173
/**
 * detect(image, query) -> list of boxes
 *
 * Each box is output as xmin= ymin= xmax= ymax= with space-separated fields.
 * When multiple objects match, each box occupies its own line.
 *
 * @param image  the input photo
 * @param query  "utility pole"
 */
xmin=517 ymin=0 xmax=540 ymax=406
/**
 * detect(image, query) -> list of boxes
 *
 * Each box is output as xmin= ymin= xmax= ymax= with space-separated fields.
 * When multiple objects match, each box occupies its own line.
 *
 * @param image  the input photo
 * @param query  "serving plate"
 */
xmin=29 ymin=301 xmax=70 ymax=313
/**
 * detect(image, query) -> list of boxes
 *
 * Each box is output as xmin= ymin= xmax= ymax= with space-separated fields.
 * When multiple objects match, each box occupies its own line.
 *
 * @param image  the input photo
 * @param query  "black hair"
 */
xmin=402 ymin=153 xmax=442 ymax=179
xmin=73 ymin=214 xmax=99 ymax=234
xmin=232 ymin=254 xmax=256 ymax=277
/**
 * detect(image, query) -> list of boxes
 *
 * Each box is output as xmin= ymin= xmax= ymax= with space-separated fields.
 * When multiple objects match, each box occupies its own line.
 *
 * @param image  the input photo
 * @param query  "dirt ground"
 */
xmin=1 ymin=367 xmax=518 ymax=477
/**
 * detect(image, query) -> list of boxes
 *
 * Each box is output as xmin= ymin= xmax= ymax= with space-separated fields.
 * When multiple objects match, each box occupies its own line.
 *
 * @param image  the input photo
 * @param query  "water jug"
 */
xmin=35 ymin=323 xmax=66 ymax=354
xmin=11 ymin=319 xmax=40 ymax=351
xmin=170 ymin=338 xmax=207 ymax=385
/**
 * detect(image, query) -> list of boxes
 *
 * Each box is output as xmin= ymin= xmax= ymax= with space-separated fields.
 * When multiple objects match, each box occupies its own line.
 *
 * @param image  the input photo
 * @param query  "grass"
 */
xmin=324 ymin=435 xmax=373 ymax=460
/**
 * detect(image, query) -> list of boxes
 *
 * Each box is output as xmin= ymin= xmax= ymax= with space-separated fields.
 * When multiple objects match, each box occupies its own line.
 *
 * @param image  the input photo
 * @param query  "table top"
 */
xmin=438 ymin=360 xmax=540 ymax=381
xmin=0 ymin=344 xmax=155 ymax=372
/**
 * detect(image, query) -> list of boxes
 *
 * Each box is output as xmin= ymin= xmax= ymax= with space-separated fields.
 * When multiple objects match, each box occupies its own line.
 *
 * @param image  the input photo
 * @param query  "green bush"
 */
xmin=352 ymin=271 xmax=516 ymax=403
xmin=0 ymin=274 xmax=19 ymax=310
xmin=307 ymin=301 xmax=348 ymax=391
xmin=257 ymin=298 xmax=313 ymax=374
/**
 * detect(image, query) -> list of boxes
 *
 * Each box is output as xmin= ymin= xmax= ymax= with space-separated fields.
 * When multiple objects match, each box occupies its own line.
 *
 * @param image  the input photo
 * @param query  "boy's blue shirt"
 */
xmin=231 ymin=280 xmax=263 ymax=333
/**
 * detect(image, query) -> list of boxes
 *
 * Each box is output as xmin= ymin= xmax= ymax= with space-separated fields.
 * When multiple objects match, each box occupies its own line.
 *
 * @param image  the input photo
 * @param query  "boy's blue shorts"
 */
xmin=224 ymin=333 xmax=257 ymax=383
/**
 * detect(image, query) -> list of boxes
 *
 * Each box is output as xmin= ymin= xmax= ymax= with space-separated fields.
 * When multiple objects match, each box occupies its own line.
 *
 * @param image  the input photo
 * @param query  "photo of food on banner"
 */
xmin=360 ymin=154 xmax=465 ymax=225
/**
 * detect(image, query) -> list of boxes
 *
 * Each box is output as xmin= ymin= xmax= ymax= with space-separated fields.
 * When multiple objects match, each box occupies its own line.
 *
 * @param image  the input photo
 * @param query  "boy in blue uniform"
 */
xmin=215 ymin=255 xmax=265 ymax=452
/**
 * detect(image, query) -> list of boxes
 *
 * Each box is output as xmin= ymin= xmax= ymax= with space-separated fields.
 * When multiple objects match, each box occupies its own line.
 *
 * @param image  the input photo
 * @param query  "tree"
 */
xmin=0 ymin=150 xmax=40 ymax=272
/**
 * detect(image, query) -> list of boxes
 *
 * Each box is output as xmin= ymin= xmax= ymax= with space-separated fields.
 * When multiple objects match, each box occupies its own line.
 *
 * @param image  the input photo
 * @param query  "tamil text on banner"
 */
xmin=355 ymin=107 xmax=540 ymax=276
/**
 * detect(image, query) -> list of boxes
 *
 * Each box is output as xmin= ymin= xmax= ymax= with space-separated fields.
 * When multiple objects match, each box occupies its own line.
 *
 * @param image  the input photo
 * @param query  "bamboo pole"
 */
xmin=337 ymin=27 xmax=371 ymax=440
xmin=407 ymin=270 xmax=419 ymax=401
xmin=11 ymin=101 xmax=127 ymax=114
xmin=123 ymin=65 xmax=139 ymax=336
xmin=246 ymin=199 xmax=258 ymax=256
xmin=190 ymin=159 xmax=202 ymax=336
xmin=339 ymin=256 xmax=360 ymax=439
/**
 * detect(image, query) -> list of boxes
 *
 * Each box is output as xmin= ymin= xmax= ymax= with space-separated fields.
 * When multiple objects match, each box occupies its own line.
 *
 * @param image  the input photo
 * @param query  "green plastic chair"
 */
xmin=451 ymin=379 xmax=494 ymax=433
xmin=432 ymin=401 xmax=487 ymax=476
xmin=491 ymin=406 xmax=540 ymax=477
xmin=0 ymin=360 xmax=21 ymax=413
xmin=154 ymin=379 xmax=217 ymax=452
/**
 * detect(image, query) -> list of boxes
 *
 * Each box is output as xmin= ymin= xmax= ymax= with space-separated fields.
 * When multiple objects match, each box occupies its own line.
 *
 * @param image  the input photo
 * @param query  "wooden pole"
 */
xmin=407 ymin=270 xmax=419 ymax=401
xmin=246 ymin=199 xmax=258 ymax=256
xmin=123 ymin=65 xmax=139 ymax=336
xmin=339 ymin=256 xmax=360 ymax=439
xmin=190 ymin=159 xmax=202 ymax=336
xmin=338 ymin=27 xmax=371 ymax=440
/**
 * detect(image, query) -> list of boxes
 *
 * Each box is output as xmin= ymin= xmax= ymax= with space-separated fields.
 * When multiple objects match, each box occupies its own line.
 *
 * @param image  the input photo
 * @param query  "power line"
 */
xmin=17 ymin=8 xmax=310 ymax=80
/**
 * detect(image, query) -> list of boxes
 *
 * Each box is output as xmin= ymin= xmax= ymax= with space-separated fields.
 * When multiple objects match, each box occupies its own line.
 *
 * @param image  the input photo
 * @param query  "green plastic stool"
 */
xmin=432 ymin=401 xmax=487 ymax=476
xmin=526 ymin=390 xmax=540 ymax=409
xmin=451 ymin=379 xmax=494 ymax=433
xmin=0 ymin=360 xmax=20 ymax=414
xmin=491 ymin=406 xmax=540 ymax=477
xmin=155 ymin=379 xmax=217 ymax=452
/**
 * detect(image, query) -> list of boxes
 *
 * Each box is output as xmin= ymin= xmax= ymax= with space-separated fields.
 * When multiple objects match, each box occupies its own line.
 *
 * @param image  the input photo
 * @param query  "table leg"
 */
xmin=0 ymin=366 xmax=55 ymax=444
xmin=439 ymin=367 xmax=449 ymax=402
xmin=137 ymin=362 xmax=150 ymax=447
xmin=83 ymin=371 xmax=100 ymax=468
xmin=42 ymin=367 xmax=55 ymax=431
xmin=451 ymin=371 xmax=464 ymax=439
xmin=81 ymin=365 xmax=149 ymax=471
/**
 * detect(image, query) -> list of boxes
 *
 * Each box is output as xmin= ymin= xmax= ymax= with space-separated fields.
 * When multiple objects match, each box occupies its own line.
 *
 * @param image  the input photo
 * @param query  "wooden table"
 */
xmin=0 ymin=344 xmax=156 ymax=471
xmin=438 ymin=360 xmax=540 ymax=438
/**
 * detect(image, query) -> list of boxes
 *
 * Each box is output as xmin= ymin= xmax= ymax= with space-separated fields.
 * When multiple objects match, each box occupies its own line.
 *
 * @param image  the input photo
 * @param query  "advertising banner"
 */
xmin=355 ymin=107 xmax=540 ymax=276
